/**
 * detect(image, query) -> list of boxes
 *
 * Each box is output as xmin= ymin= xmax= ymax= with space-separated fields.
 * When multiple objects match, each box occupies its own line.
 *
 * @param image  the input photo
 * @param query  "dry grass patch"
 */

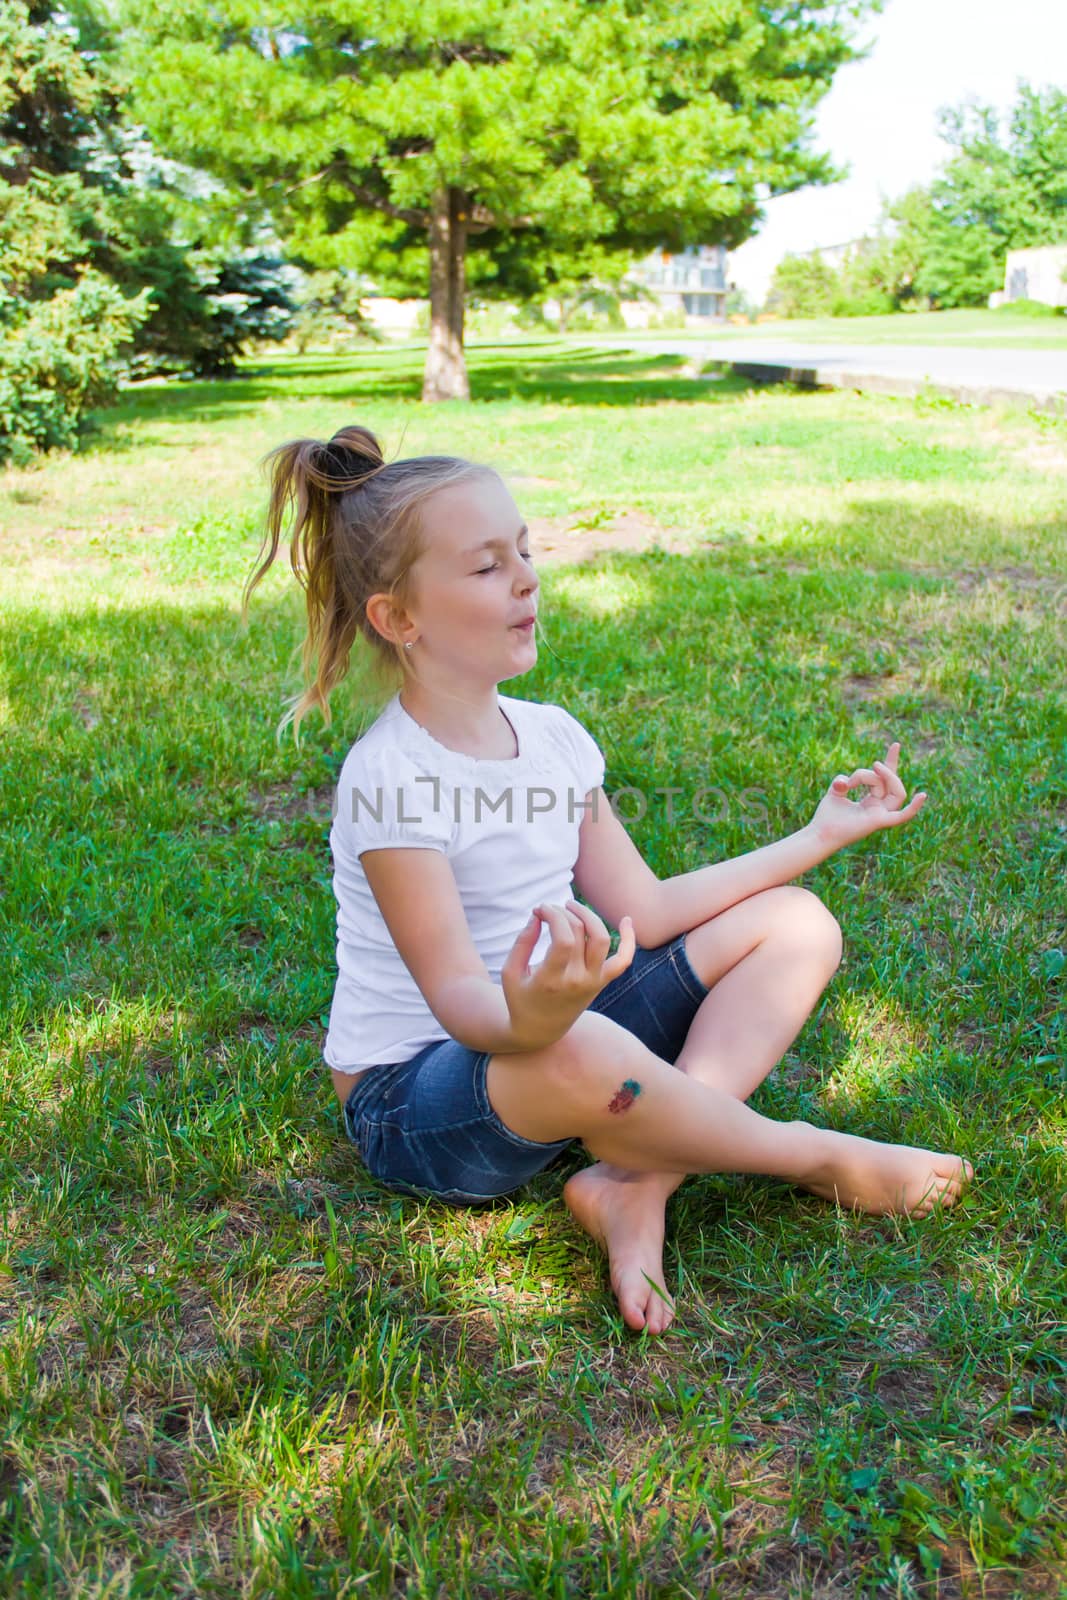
xmin=245 ymin=781 xmax=336 ymax=825
xmin=527 ymin=506 xmax=694 ymax=566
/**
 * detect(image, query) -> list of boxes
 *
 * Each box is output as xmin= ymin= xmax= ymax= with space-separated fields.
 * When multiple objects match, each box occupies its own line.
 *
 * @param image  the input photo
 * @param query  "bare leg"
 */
xmin=485 ymin=999 xmax=970 ymax=1195
xmin=565 ymin=887 xmax=844 ymax=1330
xmin=486 ymin=890 xmax=971 ymax=1333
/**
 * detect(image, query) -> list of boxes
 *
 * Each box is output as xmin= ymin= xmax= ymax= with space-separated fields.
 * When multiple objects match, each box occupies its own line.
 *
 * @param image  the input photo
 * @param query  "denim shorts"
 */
xmin=338 ymin=932 xmax=710 ymax=1207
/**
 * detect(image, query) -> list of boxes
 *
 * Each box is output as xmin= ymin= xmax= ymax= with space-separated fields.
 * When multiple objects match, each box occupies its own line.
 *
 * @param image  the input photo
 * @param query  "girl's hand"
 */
xmin=808 ymin=741 xmax=927 ymax=850
xmin=501 ymin=899 xmax=637 ymax=1052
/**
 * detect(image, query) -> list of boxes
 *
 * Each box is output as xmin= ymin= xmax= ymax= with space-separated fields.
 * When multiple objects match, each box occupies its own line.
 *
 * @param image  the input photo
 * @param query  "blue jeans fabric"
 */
xmin=340 ymin=932 xmax=711 ymax=1207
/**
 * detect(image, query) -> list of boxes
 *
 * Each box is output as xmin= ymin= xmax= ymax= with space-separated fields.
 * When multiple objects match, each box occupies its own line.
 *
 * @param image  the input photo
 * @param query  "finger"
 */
xmin=501 ymin=912 xmax=544 ymax=977
xmin=562 ymin=911 xmax=608 ymax=980
xmin=565 ymin=897 xmax=603 ymax=928
xmin=884 ymin=741 xmax=901 ymax=771
xmin=833 ymin=770 xmax=879 ymax=795
xmin=565 ymin=898 xmax=610 ymax=961
xmin=873 ymin=758 xmax=906 ymax=803
xmin=561 ymin=904 xmax=591 ymax=957
xmin=533 ymin=902 xmax=576 ymax=959
xmin=884 ymin=791 xmax=926 ymax=825
xmin=604 ymin=914 xmax=637 ymax=978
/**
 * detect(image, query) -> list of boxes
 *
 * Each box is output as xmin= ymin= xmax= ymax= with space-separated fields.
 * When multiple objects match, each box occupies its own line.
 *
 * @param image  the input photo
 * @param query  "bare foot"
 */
xmin=798 ymin=1128 xmax=974 ymax=1217
xmin=563 ymin=1165 xmax=678 ymax=1334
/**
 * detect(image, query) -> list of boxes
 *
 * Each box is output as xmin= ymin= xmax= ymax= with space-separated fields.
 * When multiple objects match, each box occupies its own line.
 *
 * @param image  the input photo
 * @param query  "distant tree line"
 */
xmin=768 ymin=84 xmax=1067 ymax=317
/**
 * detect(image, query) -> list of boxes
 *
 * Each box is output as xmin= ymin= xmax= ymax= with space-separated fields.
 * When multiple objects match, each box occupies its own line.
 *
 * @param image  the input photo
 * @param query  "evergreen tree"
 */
xmin=0 ymin=1 xmax=150 ymax=459
xmin=120 ymin=0 xmax=879 ymax=401
xmin=0 ymin=1 xmax=296 ymax=402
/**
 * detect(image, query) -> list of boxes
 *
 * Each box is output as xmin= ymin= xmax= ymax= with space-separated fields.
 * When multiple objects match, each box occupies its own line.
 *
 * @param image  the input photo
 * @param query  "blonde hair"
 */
xmin=241 ymin=425 xmax=497 ymax=744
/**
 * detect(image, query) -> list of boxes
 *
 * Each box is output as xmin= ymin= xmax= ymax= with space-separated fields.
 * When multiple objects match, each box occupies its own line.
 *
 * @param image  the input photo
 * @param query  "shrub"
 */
xmin=992 ymin=298 xmax=1065 ymax=318
xmin=0 ymin=273 xmax=149 ymax=465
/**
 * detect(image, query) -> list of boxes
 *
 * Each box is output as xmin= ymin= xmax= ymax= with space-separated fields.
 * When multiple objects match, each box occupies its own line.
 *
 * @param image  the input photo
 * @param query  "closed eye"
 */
xmin=476 ymin=551 xmax=534 ymax=574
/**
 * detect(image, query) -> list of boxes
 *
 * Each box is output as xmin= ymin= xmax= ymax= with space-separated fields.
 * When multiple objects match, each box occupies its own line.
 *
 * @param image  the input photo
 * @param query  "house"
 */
xmin=621 ymin=244 xmax=729 ymax=324
xmin=989 ymin=245 xmax=1067 ymax=309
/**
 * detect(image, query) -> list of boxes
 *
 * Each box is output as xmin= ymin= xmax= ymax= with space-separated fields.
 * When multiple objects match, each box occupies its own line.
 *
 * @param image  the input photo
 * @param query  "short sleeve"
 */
xmin=333 ymin=743 xmax=453 ymax=859
xmin=555 ymin=707 xmax=606 ymax=795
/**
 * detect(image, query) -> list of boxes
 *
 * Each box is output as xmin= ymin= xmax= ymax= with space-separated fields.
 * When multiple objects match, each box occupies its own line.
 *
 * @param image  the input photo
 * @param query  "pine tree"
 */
xmin=120 ymin=0 xmax=877 ymax=400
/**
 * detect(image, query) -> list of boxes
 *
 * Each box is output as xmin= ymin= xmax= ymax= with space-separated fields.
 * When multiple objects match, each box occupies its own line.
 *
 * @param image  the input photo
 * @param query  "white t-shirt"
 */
xmin=323 ymin=691 xmax=606 ymax=1071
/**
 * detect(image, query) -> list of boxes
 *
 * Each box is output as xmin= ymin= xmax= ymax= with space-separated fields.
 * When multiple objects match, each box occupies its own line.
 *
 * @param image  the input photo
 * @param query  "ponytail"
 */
xmin=242 ymin=426 xmax=494 ymax=745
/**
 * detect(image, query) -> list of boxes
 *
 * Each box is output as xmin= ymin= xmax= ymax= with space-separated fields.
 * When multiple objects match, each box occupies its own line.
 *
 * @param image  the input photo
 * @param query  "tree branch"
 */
xmin=336 ymin=174 xmax=429 ymax=227
xmin=285 ymin=163 xmax=536 ymax=232
xmin=463 ymin=203 xmax=536 ymax=232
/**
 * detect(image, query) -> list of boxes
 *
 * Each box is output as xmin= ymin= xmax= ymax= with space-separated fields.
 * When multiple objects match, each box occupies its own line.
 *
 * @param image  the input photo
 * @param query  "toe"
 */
xmin=613 ymin=1274 xmax=649 ymax=1331
xmin=642 ymin=1281 xmax=676 ymax=1335
xmin=652 ymin=1301 xmax=676 ymax=1335
xmin=927 ymin=1179 xmax=960 ymax=1212
xmin=625 ymin=1300 xmax=649 ymax=1332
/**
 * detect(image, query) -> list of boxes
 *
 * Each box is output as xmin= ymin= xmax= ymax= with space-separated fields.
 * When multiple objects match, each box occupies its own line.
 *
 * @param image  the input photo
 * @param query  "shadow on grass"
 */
xmin=98 ymin=347 xmax=756 ymax=440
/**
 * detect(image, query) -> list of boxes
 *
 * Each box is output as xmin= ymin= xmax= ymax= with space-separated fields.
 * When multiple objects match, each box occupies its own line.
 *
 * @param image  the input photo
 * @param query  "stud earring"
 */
xmin=404 ymin=641 xmax=413 ymax=651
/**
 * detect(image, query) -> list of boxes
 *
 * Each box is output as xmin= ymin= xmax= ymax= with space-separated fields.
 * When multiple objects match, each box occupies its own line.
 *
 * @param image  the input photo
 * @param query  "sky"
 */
xmin=728 ymin=0 xmax=1067 ymax=302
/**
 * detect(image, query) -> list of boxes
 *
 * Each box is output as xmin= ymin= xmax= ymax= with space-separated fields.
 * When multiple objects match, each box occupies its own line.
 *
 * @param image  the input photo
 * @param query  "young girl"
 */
xmin=243 ymin=425 xmax=973 ymax=1336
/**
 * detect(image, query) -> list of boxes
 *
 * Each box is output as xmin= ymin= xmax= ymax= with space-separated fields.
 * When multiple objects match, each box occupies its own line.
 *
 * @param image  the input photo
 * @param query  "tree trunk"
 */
xmin=423 ymin=185 xmax=470 ymax=402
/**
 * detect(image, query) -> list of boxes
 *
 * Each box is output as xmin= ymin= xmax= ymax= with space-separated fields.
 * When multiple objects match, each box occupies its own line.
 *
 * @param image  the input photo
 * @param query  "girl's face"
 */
xmin=406 ymin=475 xmax=540 ymax=683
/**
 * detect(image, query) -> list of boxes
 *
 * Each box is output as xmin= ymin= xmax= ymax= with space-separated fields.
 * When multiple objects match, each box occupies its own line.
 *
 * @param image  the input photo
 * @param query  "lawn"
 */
xmin=581 ymin=306 xmax=1067 ymax=349
xmin=1 ymin=343 xmax=1065 ymax=1597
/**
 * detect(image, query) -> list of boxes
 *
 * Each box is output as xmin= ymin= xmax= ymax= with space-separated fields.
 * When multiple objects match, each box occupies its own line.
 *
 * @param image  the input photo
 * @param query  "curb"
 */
xmin=716 ymin=360 xmax=1067 ymax=416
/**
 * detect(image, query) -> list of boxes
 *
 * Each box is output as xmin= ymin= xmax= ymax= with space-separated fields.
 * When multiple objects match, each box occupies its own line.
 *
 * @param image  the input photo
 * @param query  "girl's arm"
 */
xmin=652 ymin=742 xmax=927 ymax=945
xmin=574 ymin=790 xmax=824 ymax=947
xmin=575 ymin=742 xmax=926 ymax=950
xmin=646 ymin=823 xmax=834 ymax=948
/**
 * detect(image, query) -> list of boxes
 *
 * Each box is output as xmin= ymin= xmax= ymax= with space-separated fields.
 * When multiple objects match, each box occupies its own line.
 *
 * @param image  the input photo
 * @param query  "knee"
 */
xmin=541 ymin=1010 xmax=643 ymax=1089
xmin=776 ymin=886 xmax=843 ymax=971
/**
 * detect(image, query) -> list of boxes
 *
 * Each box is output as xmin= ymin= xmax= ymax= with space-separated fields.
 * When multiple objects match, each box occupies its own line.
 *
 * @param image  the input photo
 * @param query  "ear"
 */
xmin=365 ymin=591 xmax=412 ymax=647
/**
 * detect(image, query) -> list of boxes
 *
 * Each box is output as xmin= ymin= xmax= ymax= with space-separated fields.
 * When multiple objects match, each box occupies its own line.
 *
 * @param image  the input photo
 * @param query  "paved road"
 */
xmin=591 ymin=335 xmax=1066 ymax=408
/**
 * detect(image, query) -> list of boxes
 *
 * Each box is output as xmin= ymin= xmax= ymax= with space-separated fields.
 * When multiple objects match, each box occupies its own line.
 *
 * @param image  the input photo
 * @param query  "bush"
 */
xmin=766 ymin=253 xmax=838 ymax=319
xmin=829 ymin=285 xmax=896 ymax=317
xmin=647 ymin=308 xmax=688 ymax=329
xmin=725 ymin=288 xmax=758 ymax=321
xmin=462 ymin=301 xmax=524 ymax=338
xmin=0 ymin=273 xmax=149 ymax=465
xmin=992 ymin=298 xmax=1065 ymax=318
xmin=285 ymin=270 xmax=383 ymax=353
xmin=102 ymin=197 xmax=300 ymax=377
xmin=570 ymin=306 xmax=626 ymax=332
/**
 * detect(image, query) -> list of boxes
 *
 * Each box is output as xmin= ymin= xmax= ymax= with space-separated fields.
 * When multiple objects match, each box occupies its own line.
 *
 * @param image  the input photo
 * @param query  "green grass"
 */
xmin=1 ymin=344 xmax=1065 ymax=1597
xmin=581 ymin=306 xmax=1067 ymax=348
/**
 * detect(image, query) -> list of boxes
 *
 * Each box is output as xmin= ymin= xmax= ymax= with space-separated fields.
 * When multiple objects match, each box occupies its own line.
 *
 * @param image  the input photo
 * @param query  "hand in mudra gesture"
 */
xmin=502 ymin=899 xmax=636 ymax=1052
xmin=809 ymin=740 xmax=927 ymax=849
